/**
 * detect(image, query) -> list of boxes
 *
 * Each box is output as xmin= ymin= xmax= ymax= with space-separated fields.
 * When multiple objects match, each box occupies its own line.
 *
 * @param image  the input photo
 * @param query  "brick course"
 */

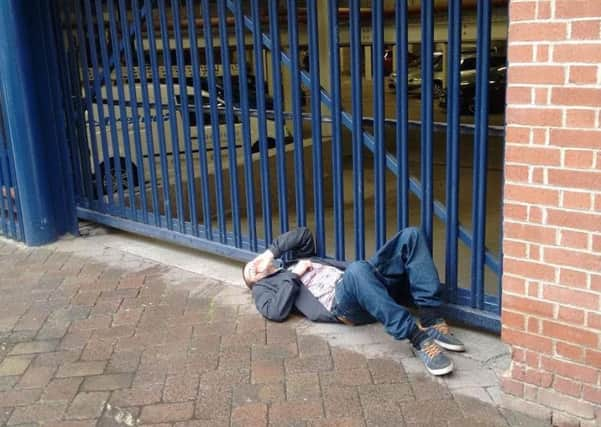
xmin=504 ymin=2 xmax=601 ymax=424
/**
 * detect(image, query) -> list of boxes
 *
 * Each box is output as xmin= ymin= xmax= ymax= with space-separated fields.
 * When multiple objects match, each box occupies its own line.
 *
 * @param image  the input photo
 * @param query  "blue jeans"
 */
xmin=331 ymin=227 xmax=442 ymax=340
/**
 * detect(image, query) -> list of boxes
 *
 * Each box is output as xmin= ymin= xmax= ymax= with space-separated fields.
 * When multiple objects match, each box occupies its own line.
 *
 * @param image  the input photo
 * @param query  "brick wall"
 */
xmin=502 ymin=1 xmax=601 ymax=425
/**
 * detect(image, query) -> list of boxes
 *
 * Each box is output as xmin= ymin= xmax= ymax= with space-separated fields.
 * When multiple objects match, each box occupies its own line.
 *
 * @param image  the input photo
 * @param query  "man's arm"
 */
xmin=252 ymin=273 xmax=301 ymax=322
xmin=268 ymin=227 xmax=316 ymax=259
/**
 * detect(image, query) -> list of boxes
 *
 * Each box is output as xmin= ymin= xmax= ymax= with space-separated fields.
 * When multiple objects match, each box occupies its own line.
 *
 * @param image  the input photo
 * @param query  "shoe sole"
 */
xmin=425 ymin=360 xmax=454 ymax=376
xmin=434 ymin=339 xmax=465 ymax=352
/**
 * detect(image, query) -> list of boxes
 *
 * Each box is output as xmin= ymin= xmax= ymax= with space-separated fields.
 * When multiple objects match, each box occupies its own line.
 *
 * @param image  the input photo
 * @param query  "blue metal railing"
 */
xmin=0 ymin=84 xmax=23 ymax=241
xmin=56 ymin=0 xmax=504 ymax=332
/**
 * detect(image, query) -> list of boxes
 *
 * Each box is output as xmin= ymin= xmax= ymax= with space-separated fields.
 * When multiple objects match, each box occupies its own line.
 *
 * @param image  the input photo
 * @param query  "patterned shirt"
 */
xmin=294 ymin=262 xmax=343 ymax=311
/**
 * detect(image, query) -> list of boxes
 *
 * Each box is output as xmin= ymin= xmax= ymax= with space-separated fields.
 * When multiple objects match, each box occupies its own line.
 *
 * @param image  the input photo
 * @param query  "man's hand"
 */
xmin=253 ymin=249 xmax=275 ymax=274
xmin=291 ymin=259 xmax=313 ymax=276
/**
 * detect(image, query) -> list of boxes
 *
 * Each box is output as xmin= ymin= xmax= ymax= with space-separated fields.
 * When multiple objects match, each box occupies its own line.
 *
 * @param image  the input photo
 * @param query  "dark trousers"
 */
xmin=331 ymin=227 xmax=442 ymax=340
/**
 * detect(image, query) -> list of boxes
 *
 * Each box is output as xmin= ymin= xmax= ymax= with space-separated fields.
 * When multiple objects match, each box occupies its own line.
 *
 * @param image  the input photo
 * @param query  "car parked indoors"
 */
xmin=439 ymin=65 xmax=507 ymax=115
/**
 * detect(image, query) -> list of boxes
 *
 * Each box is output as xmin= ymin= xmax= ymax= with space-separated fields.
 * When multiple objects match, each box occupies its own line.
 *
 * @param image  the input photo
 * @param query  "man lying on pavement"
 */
xmin=242 ymin=227 xmax=465 ymax=376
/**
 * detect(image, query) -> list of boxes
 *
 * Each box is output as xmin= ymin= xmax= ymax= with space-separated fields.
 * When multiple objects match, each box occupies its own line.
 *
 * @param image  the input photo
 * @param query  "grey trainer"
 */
xmin=414 ymin=338 xmax=454 ymax=376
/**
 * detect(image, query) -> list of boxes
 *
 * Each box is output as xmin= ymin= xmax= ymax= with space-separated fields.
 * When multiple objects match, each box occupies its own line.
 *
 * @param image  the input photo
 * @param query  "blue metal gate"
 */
xmin=0 ymin=84 xmax=23 ymax=241
xmin=56 ymin=0 xmax=505 ymax=332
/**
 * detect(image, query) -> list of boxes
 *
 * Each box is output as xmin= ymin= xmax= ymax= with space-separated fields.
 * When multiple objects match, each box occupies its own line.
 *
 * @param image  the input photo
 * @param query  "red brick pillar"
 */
xmin=502 ymin=1 xmax=601 ymax=425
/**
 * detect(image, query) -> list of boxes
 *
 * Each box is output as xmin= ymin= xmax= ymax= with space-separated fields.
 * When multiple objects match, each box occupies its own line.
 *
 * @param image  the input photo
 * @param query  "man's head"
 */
xmin=242 ymin=259 xmax=277 ymax=289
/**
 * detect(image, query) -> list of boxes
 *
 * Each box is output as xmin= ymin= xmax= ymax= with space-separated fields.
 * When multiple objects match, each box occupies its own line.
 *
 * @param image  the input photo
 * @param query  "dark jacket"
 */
xmin=251 ymin=227 xmax=347 ymax=323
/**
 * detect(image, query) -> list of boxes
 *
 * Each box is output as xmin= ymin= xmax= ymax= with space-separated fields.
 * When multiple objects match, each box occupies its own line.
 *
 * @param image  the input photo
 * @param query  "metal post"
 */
xmin=0 ymin=0 xmax=78 ymax=245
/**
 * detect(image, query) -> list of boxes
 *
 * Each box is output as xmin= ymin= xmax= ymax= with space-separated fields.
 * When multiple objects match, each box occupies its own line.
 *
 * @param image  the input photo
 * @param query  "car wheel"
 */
xmin=433 ymin=81 xmax=444 ymax=98
xmin=251 ymin=138 xmax=277 ymax=153
xmin=99 ymin=157 xmax=139 ymax=195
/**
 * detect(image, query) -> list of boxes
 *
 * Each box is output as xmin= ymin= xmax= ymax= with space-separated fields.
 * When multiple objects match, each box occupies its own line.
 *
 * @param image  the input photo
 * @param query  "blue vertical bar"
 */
xmin=107 ymin=0 xmax=137 ymax=217
xmin=471 ymin=0 xmax=492 ymax=310
xmin=119 ymin=0 xmax=149 ymax=224
xmin=306 ymin=0 xmax=325 ymax=257
xmin=75 ymin=0 xmax=104 ymax=209
xmin=420 ymin=0 xmax=434 ymax=250
xmin=372 ymin=1 xmax=386 ymax=249
xmin=328 ymin=0 xmax=344 ymax=260
xmin=268 ymin=0 xmax=289 ymax=236
xmin=350 ymin=0 xmax=364 ymax=260
xmin=132 ymin=0 xmax=161 ymax=227
xmin=286 ymin=0 xmax=306 ymax=229
xmin=83 ymin=0 xmax=113 ymax=211
xmin=157 ymin=0 xmax=185 ymax=232
xmin=95 ymin=0 xmax=126 ymax=211
xmin=0 ymin=96 xmax=19 ymax=238
xmin=395 ymin=0 xmax=409 ymax=231
xmin=187 ymin=0 xmax=212 ymax=240
xmin=231 ymin=0 xmax=257 ymax=251
xmin=217 ymin=0 xmax=242 ymax=247
xmin=172 ymin=0 xmax=198 ymax=233
xmin=144 ymin=0 xmax=173 ymax=228
xmin=0 ymin=0 xmax=77 ymax=244
xmin=250 ymin=0 xmax=273 ymax=248
xmin=445 ymin=0 xmax=461 ymax=303
xmin=201 ymin=0 xmax=227 ymax=243
xmin=52 ymin=3 xmax=86 ymax=205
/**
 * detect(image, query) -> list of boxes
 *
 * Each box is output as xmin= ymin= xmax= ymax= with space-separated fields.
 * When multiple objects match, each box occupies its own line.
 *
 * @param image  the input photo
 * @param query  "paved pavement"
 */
xmin=0 ymin=228 xmax=551 ymax=426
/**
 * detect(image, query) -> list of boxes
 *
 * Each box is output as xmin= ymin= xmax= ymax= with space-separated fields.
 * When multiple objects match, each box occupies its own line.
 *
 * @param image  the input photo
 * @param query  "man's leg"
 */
xmin=368 ymin=227 xmax=465 ymax=351
xmin=332 ymin=261 xmax=453 ymax=376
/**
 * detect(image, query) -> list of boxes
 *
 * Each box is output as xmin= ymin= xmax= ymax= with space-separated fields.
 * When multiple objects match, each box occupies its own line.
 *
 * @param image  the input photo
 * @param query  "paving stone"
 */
xmin=196 ymin=384 xmax=232 ymax=420
xmin=0 ymin=408 xmax=12 ymax=426
xmin=232 ymin=383 xmax=285 ymax=407
xmin=66 ymin=391 xmax=109 ymax=420
xmin=109 ymin=383 xmax=163 ymax=407
xmin=105 ymin=350 xmax=141 ymax=374
xmin=231 ymin=402 xmax=268 ymax=427
xmin=35 ymin=320 xmax=71 ymax=340
xmin=0 ymin=375 xmax=19 ymax=391
xmin=362 ymin=401 xmax=405 ymax=427
xmin=251 ymin=342 xmax=298 ymax=361
xmin=252 ymin=359 xmax=284 ymax=384
xmin=409 ymin=376 xmax=452 ymax=400
xmin=269 ymin=400 xmax=324 ymax=423
xmin=111 ymin=308 xmax=143 ymax=327
xmin=400 ymin=399 xmax=464 ymax=425
xmin=55 ymin=361 xmax=106 ymax=378
xmin=309 ymin=418 xmax=366 ymax=427
xmin=286 ymin=373 xmax=321 ymax=401
xmin=139 ymin=402 xmax=194 ymax=423
xmin=320 ymin=368 xmax=372 ymax=387
xmin=367 ymin=358 xmax=407 ymax=384
xmin=323 ymin=385 xmax=363 ymax=418
xmin=81 ymin=373 xmax=133 ymax=391
xmin=357 ymin=383 xmax=414 ymax=407
xmin=16 ymin=365 xmax=56 ymax=389
xmin=163 ymin=374 xmax=200 ymax=402
xmin=31 ymin=350 xmax=80 ymax=368
xmin=0 ymin=356 xmax=33 ymax=376
xmin=43 ymin=421 xmax=97 ymax=427
xmin=298 ymin=335 xmax=330 ymax=358
xmin=285 ymin=355 xmax=334 ymax=375
xmin=0 ymin=388 xmax=43 ymax=408
xmin=221 ymin=331 xmax=266 ymax=348
xmin=59 ymin=330 xmax=93 ymax=351
xmin=42 ymin=377 xmax=83 ymax=402
xmin=331 ymin=348 xmax=368 ymax=370
xmin=80 ymin=339 xmax=115 ymax=361
xmin=266 ymin=322 xmax=298 ymax=345
xmin=6 ymin=401 xmax=67 ymax=425
xmin=9 ymin=340 xmax=59 ymax=355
